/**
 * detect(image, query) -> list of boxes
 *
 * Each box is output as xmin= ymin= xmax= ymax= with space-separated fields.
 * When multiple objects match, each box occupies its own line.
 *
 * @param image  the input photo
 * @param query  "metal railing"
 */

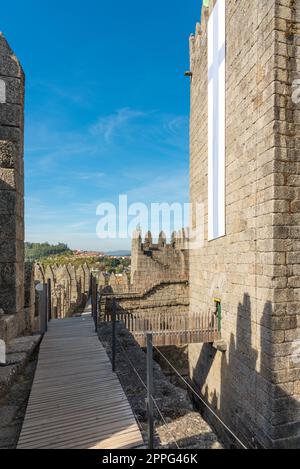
xmin=108 ymin=327 xmax=247 ymax=450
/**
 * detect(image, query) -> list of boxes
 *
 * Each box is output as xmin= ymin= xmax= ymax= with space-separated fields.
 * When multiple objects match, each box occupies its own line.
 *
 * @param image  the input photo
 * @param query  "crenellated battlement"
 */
xmin=33 ymin=262 xmax=135 ymax=316
xmin=189 ymin=1 xmax=210 ymax=56
xmin=33 ymin=263 xmax=91 ymax=319
xmin=131 ymin=229 xmax=189 ymax=292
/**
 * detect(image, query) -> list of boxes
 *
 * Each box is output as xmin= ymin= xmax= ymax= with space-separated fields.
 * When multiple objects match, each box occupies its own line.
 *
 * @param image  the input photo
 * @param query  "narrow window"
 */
xmin=208 ymin=0 xmax=226 ymax=240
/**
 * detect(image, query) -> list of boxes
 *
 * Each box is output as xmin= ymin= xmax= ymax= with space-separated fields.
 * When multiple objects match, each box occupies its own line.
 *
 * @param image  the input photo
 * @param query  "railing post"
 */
xmin=47 ymin=279 xmax=52 ymax=322
xmin=217 ymin=301 xmax=222 ymax=333
xmin=91 ymin=275 xmax=94 ymax=318
xmin=90 ymin=273 xmax=93 ymax=298
xmin=112 ymin=298 xmax=116 ymax=372
xmin=45 ymin=291 xmax=48 ymax=332
xmin=146 ymin=333 xmax=154 ymax=449
xmin=91 ymin=275 xmax=98 ymax=328
xmin=94 ymin=281 xmax=98 ymax=333
xmin=98 ymin=293 xmax=102 ymax=323
xmin=43 ymin=283 xmax=48 ymax=333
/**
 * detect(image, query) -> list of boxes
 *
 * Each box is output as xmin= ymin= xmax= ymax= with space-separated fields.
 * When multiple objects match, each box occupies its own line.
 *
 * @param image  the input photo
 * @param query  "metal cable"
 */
xmin=114 ymin=335 xmax=180 ymax=449
xmin=153 ymin=346 xmax=248 ymax=449
xmin=110 ymin=336 xmax=147 ymax=435
xmin=151 ymin=395 xmax=180 ymax=450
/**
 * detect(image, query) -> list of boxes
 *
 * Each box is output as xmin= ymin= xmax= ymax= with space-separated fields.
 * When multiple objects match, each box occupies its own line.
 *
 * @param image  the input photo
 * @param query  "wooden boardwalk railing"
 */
xmin=104 ymin=310 xmax=221 ymax=347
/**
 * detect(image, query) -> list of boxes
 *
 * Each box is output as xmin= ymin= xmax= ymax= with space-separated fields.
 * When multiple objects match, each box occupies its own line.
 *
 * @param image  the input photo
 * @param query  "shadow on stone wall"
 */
xmin=191 ymin=294 xmax=300 ymax=449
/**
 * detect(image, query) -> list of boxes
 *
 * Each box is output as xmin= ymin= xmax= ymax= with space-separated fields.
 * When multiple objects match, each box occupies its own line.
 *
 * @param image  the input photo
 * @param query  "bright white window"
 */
xmin=208 ymin=0 xmax=226 ymax=241
xmin=0 ymin=79 xmax=6 ymax=103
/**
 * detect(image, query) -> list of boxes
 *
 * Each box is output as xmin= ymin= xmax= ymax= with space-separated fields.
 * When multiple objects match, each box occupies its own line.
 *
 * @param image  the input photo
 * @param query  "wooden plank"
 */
xmin=17 ymin=310 xmax=143 ymax=450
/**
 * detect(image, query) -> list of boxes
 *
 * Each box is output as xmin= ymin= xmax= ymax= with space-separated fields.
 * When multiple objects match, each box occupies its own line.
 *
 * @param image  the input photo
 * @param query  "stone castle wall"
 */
xmin=0 ymin=34 xmax=25 ymax=342
xmin=104 ymin=280 xmax=189 ymax=320
xmin=34 ymin=263 xmax=92 ymax=319
xmin=131 ymin=230 xmax=189 ymax=292
xmin=188 ymin=0 xmax=300 ymax=449
xmin=102 ymin=231 xmax=190 ymax=320
xmin=32 ymin=229 xmax=190 ymax=320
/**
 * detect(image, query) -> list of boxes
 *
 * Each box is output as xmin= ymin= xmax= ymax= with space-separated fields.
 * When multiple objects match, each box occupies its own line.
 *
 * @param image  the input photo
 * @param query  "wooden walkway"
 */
xmin=18 ymin=308 xmax=143 ymax=449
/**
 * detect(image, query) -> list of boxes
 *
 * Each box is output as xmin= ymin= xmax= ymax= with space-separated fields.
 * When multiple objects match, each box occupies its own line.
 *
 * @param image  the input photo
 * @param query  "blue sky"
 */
xmin=1 ymin=0 xmax=202 ymax=251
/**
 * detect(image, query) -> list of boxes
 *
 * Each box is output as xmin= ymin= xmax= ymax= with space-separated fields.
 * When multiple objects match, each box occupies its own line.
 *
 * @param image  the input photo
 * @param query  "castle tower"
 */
xmin=0 ymin=33 xmax=25 ymax=340
xmin=188 ymin=0 xmax=300 ymax=448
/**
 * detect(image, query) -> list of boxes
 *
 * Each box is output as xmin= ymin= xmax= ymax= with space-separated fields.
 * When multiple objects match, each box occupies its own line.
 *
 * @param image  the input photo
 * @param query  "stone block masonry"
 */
xmin=131 ymin=230 xmax=189 ymax=292
xmin=0 ymin=33 xmax=25 ymax=342
xmin=101 ymin=230 xmax=190 ymax=321
xmin=35 ymin=229 xmax=191 ymax=321
xmin=103 ymin=281 xmax=189 ymax=322
xmin=34 ymin=263 xmax=92 ymax=319
xmin=188 ymin=0 xmax=300 ymax=449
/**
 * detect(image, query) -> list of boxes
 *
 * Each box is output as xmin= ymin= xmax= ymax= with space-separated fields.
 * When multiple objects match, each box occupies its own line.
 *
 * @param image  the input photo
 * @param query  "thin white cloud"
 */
xmin=69 ymin=220 xmax=95 ymax=230
xmin=90 ymin=107 xmax=146 ymax=144
xmin=75 ymin=171 xmax=105 ymax=180
xmin=25 ymin=106 xmax=189 ymax=250
xmin=126 ymin=169 xmax=189 ymax=203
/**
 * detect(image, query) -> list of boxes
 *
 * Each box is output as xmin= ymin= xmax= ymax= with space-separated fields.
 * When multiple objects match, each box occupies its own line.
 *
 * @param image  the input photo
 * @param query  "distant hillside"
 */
xmin=25 ymin=242 xmax=72 ymax=262
xmin=105 ymin=251 xmax=131 ymax=257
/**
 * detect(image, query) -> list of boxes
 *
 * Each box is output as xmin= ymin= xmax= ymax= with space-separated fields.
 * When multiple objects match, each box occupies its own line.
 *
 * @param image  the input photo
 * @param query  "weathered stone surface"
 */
xmin=0 ymin=103 xmax=21 ymax=127
xmin=0 ymin=215 xmax=23 ymax=240
xmin=0 ymin=140 xmax=17 ymax=168
xmin=0 ymin=293 xmax=21 ymax=318
xmin=0 ymin=190 xmax=17 ymax=214
xmin=0 ymin=262 xmax=23 ymax=315
xmin=212 ymin=340 xmax=227 ymax=353
xmin=0 ymin=335 xmax=41 ymax=396
xmin=0 ymin=365 xmax=20 ymax=396
xmin=0 ymin=262 xmax=22 ymax=288
xmin=0 ymin=33 xmax=23 ymax=78
xmin=0 ymin=245 xmax=15 ymax=266
xmin=0 ymin=79 xmax=5 ymax=103
xmin=0 ymin=406 xmax=17 ymax=427
xmin=5 ymin=352 xmax=27 ymax=366
xmin=0 ymin=77 xmax=23 ymax=105
xmin=0 ymin=425 xmax=17 ymax=448
xmin=0 ymin=128 xmax=22 ymax=157
xmin=0 ymin=168 xmax=18 ymax=190
xmin=0 ymin=33 xmax=24 ymax=339
xmin=0 ymin=357 xmax=38 ymax=449
xmin=6 ymin=335 xmax=41 ymax=355
xmin=0 ymin=314 xmax=17 ymax=343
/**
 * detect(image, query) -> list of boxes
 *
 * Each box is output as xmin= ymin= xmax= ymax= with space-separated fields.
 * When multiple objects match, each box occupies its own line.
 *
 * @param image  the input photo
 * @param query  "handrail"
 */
xmin=104 ymin=309 xmax=220 ymax=346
